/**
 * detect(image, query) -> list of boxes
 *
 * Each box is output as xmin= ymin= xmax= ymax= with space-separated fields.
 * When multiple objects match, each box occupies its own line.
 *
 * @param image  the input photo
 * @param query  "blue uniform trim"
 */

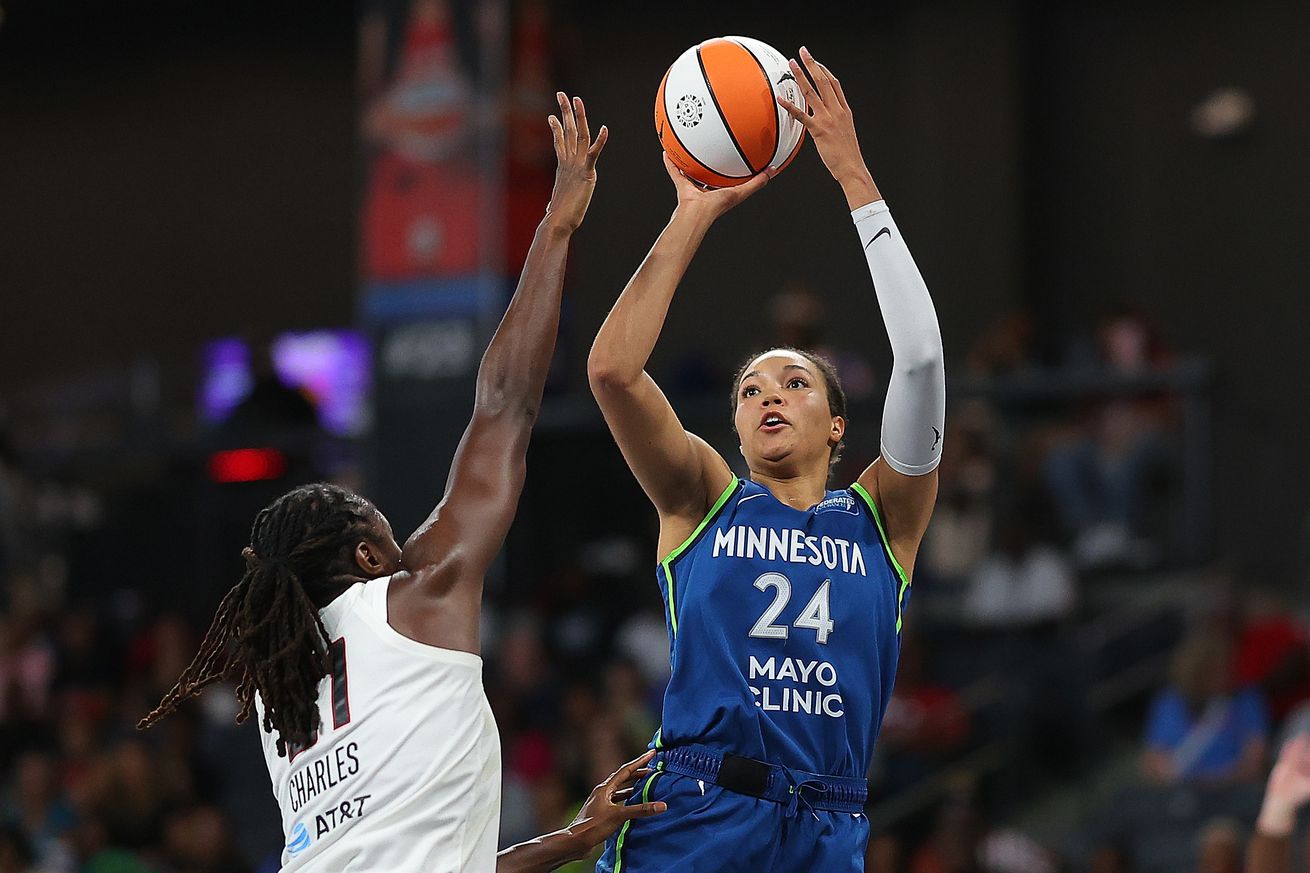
xmin=850 ymin=482 xmax=911 ymax=634
xmin=660 ymin=478 xmax=742 ymax=638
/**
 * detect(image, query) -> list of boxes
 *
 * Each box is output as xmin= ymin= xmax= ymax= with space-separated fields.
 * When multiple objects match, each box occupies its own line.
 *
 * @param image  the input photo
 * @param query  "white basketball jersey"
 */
xmin=257 ymin=576 xmax=501 ymax=872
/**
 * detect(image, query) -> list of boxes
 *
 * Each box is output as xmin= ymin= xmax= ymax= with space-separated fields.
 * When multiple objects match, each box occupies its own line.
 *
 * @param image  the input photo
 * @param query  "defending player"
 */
xmin=137 ymin=94 xmax=664 ymax=872
xmin=587 ymin=48 xmax=945 ymax=871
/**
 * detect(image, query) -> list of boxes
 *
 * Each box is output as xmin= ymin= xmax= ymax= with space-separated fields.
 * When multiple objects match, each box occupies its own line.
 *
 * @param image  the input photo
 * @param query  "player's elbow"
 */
xmin=586 ymin=351 xmax=638 ymax=395
xmin=895 ymin=338 xmax=945 ymax=380
xmin=474 ymin=377 xmax=540 ymax=422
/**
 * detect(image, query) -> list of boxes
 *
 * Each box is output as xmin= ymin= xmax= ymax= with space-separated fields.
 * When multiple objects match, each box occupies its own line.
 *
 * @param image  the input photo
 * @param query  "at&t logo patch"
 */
xmin=287 ymin=821 xmax=312 ymax=856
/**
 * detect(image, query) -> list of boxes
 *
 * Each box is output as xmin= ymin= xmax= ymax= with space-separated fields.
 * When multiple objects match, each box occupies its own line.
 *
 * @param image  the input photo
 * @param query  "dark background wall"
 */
xmin=1 ymin=0 xmax=1306 ymax=571
xmin=0 ymin=0 xmax=358 ymax=396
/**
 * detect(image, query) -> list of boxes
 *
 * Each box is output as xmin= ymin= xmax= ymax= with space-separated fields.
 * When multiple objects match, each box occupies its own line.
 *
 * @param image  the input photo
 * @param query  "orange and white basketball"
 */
xmin=655 ymin=36 xmax=807 ymax=188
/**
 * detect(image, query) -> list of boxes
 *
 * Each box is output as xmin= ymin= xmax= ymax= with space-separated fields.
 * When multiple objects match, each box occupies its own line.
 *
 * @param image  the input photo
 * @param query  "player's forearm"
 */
xmin=495 ymin=827 xmax=589 ymax=873
xmin=474 ymin=216 xmax=572 ymax=419
xmin=587 ymin=207 xmax=713 ymax=388
xmin=855 ymin=200 xmax=946 ymax=476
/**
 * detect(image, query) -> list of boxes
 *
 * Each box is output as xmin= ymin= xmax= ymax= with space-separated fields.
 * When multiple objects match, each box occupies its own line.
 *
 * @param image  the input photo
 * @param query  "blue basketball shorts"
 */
xmin=594 ymin=768 xmax=870 ymax=873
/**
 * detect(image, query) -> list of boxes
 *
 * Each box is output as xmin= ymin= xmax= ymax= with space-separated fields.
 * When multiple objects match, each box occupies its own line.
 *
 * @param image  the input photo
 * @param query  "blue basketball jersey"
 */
xmin=653 ymin=477 xmax=909 ymax=778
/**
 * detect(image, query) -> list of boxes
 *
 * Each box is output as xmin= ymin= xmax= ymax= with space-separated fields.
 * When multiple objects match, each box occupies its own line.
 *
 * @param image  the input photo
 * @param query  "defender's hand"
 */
xmin=546 ymin=92 xmax=609 ymax=232
xmin=565 ymin=750 xmax=667 ymax=855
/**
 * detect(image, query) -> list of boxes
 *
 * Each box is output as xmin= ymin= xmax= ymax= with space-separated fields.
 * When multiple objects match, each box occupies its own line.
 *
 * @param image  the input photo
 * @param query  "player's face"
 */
xmin=734 ymin=351 xmax=843 ymax=473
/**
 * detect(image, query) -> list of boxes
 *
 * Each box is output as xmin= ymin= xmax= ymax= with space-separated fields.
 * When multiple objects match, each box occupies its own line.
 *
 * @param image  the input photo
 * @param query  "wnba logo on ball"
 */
xmin=675 ymin=94 xmax=704 ymax=128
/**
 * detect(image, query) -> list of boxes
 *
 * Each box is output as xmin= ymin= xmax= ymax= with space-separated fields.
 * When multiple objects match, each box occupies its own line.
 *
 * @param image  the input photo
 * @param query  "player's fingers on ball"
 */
xmin=662 ymin=151 xmax=688 ymax=184
xmin=788 ymin=58 xmax=820 ymax=106
xmin=586 ymin=125 xmax=609 ymax=168
xmin=738 ymin=171 xmax=770 ymax=197
xmin=776 ymin=96 xmax=811 ymax=126
xmin=573 ymin=96 xmax=590 ymax=150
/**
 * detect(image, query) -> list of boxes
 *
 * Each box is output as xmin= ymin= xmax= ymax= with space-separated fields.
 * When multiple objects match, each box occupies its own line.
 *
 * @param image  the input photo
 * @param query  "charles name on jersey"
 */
xmin=712 ymin=526 xmax=869 ymax=576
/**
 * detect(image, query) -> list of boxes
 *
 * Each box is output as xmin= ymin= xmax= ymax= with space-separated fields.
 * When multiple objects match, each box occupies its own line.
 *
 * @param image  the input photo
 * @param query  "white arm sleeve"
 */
xmin=853 ymin=199 xmax=946 ymax=476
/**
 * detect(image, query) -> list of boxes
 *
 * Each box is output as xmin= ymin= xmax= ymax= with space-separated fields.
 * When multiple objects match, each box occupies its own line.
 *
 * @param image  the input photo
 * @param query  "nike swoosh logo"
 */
xmin=864 ymin=226 xmax=891 ymax=248
xmin=777 ymin=72 xmax=797 ymax=85
xmin=931 ymin=427 xmax=941 ymax=451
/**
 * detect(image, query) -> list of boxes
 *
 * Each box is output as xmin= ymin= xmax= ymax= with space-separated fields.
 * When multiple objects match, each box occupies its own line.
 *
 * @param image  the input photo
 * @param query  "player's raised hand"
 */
xmin=664 ymin=152 xmax=771 ymax=221
xmin=546 ymin=92 xmax=609 ymax=232
xmin=1257 ymin=733 xmax=1310 ymax=836
xmin=778 ymin=47 xmax=878 ymax=205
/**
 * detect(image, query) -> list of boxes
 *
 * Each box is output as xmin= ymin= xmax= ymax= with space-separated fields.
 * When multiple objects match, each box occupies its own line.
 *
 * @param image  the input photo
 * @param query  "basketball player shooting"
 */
xmin=138 ymin=94 xmax=664 ymax=872
xmin=587 ymin=47 xmax=945 ymax=871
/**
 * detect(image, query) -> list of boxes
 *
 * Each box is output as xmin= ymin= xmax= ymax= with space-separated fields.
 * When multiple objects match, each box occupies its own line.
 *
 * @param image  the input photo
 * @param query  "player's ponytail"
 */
xmin=139 ymin=484 xmax=377 ymax=757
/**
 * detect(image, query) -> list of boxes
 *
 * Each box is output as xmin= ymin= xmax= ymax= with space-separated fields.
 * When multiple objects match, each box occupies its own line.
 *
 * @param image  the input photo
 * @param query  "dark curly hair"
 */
xmin=139 ymin=483 xmax=379 ymax=756
xmin=731 ymin=347 xmax=849 ymax=468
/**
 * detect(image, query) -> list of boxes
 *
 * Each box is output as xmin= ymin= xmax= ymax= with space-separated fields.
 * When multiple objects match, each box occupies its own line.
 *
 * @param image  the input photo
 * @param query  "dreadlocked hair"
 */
xmin=731 ymin=347 xmax=849 ymax=469
xmin=139 ymin=483 xmax=379 ymax=756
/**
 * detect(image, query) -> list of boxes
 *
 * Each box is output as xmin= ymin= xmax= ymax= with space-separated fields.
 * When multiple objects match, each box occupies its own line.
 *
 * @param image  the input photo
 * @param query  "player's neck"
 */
xmin=751 ymin=468 xmax=829 ymax=512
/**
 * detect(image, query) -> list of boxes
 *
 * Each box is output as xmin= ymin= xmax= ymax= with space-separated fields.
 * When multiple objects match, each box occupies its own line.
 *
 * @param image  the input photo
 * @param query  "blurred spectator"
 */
xmin=614 ymin=605 xmax=671 ymax=695
xmin=1195 ymin=818 xmax=1244 ymax=873
xmin=866 ymin=833 xmax=904 ymax=873
xmin=910 ymin=792 xmax=986 ymax=873
xmin=977 ymin=830 xmax=1057 ymax=873
xmin=767 ymin=282 xmax=877 ymax=400
xmin=967 ymin=310 xmax=1039 ymax=376
xmin=51 ymin=608 xmax=115 ymax=700
xmin=0 ymin=825 xmax=37 ymax=873
xmin=2 ymin=750 xmax=75 ymax=869
xmin=0 ymin=615 xmax=55 ymax=726
xmin=159 ymin=805 xmax=248 ymax=873
xmin=874 ymin=633 xmax=970 ymax=799
xmin=1231 ymin=589 xmax=1310 ymax=723
xmin=84 ymin=739 xmax=189 ymax=852
xmin=602 ymin=660 xmax=657 ymax=754
xmin=1043 ymin=308 xmax=1176 ymax=570
xmin=1142 ymin=631 xmax=1269 ymax=786
xmin=1089 ymin=841 xmax=1132 ymax=873
xmin=0 ymin=427 xmax=20 ymax=584
xmin=920 ymin=403 xmax=998 ymax=586
xmin=962 ymin=504 xmax=1075 ymax=629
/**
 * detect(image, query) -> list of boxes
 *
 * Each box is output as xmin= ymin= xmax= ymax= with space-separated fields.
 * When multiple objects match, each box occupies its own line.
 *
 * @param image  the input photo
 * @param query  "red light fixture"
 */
xmin=208 ymin=448 xmax=289 ymax=483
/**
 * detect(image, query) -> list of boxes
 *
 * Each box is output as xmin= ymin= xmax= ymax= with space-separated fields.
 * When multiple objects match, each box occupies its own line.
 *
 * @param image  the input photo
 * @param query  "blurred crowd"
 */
xmin=3 ymin=297 xmax=1307 ymax=873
